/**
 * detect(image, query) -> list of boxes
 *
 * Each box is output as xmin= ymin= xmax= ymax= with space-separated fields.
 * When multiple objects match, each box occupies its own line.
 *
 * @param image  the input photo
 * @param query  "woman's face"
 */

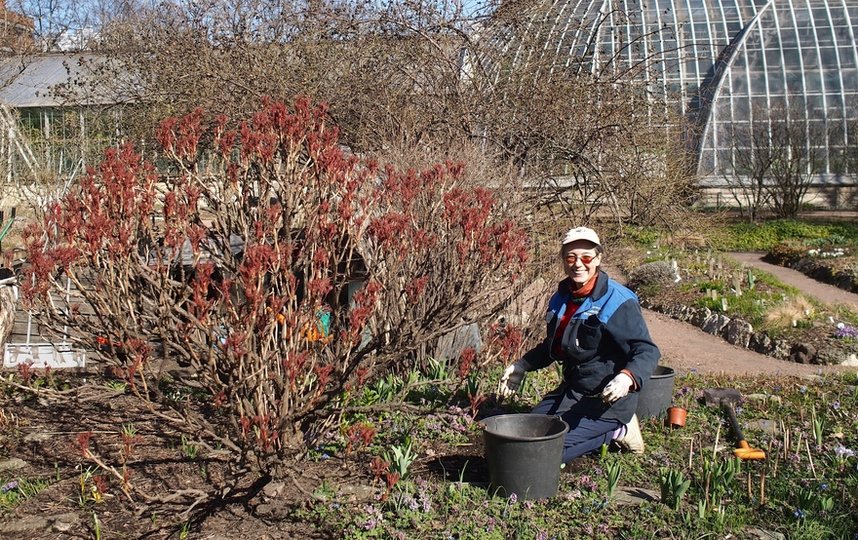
xmin=561 ymin=240 xmax=601 ymax=287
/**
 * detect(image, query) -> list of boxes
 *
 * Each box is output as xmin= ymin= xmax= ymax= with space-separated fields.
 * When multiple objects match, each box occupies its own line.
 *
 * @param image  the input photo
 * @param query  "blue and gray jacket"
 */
xmin=522 ymin=270 xmax=660 ymax=422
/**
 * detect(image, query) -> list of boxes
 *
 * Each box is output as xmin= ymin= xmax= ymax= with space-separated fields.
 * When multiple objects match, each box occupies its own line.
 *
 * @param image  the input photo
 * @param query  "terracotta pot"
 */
xmin=666 ymin=406 xmax=688 ymax=428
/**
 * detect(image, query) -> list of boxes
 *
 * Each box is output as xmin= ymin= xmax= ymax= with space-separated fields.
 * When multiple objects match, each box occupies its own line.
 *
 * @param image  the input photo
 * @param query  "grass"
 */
xmin=707 ymin=219 xmax=858 ymax=252
xmin=0 ymin=476 xmax=51 ymax=509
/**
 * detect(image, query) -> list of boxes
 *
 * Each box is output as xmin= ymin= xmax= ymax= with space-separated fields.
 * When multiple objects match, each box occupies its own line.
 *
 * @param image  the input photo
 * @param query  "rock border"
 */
xmin=639 ymin=298 xmax=858 ymax=366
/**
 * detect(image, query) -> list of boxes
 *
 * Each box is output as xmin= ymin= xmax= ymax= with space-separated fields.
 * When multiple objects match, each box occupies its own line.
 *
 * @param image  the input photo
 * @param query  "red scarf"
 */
xmin=552 ymin=274 xmax=598 ymax=355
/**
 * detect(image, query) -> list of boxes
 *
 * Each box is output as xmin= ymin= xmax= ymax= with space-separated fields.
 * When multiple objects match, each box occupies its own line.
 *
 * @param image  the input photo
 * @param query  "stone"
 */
xmin=746 ymin=528 xmax=785 ymax=540
xmin=744 ymin=394 xmax=768 ymax=402
xmin=771 ymin=339 xmax=791 ymax=359
xmin=52 ymin=517 xmax=77 ymax=533
xmin=262 ymin=481 xmax=285 ymax=498
xmin=23 ymin=432 xmax=53 ymax=443
xmin=0 ymin=512 xmax=79 ymax=534
xmin=337 ymin=482 xmax=380 ymax=502
xmin=613 ymin=486 xmax=660 ymax=506
xmin=746 ymin=419 xmax=778 ymax=434
xmin=722 ymin=319 xmax=753 ymax=348
xmin=0 ymin=457 xmax=28 ymax=471
xmin=689 ymin=307 xmax=711 ymax=328
xmin=254 ymin=501 xmax=291 ymax=520
xmin=789 ymin=343 xmax=816 ymax=364
xmin=433 ymin=322 xmax=482 ymax=363
xmin=842 ymin=354 xmax=858 ymax=367
xmin=749 ymin=332 xmax=772 ymax=354
xmin=701 ymin=313 xmax=730 ymax=335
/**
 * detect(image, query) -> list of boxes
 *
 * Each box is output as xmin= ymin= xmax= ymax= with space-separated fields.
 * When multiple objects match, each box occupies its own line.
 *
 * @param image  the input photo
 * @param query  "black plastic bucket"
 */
xmin=635 ymin=365 xmax=676 ymax=420
xmin=482 ymin=414 xmax=569 ymax=500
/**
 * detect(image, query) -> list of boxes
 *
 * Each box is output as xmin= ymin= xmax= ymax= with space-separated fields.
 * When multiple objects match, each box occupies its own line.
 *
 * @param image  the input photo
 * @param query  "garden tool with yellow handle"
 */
xmin=703 ymin=387 xmax=766 ymax=461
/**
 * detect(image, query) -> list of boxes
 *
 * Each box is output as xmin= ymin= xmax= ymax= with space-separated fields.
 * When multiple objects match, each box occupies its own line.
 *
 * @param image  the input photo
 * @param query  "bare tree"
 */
xmin=44 ymin=0 xmax=696 ymax=231
xmin=725 ymin=102 xmax=828 ymax=219
xmin=723 ymin=116 xmax=774 ymax=222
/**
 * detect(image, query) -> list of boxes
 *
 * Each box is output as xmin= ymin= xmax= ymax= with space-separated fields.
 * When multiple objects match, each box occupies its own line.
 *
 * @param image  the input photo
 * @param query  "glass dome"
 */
xmin=483 ymin=0 xmax=858 ymax=182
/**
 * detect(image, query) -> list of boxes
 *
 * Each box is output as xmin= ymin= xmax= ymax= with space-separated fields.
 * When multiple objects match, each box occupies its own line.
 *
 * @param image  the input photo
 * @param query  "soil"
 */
xmin=1 ymin=254 xmax=857 ymax=539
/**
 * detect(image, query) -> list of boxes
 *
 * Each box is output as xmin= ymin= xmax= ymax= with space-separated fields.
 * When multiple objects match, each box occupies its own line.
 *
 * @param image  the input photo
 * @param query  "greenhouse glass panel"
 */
xmin=823 ymin=70 xmax=842 ymax=93
xmin=805 ymin=72 xmax=824 ymax=92
xmin=839 ymin=68 xmax=857 ymax=88
xmin=750 ymin=70 xmax=769 ymax=94
xmin=782 ymin=48 xmax=801 ymax=66
xmin=839 ymin=48 xmax=857 ymax=68
xmin=770 ymin=94 xmax=788 ymax=110
xmin=819 ymin=47 xmax=839 ymax=65
xmin=830 ymin=126 xmax=846 ymax=145
xmin=733 ymin=97 xmax=751 ymax=118
xmin=833 ymin=26 xmax=853 ymax=42
xmin=803 ymin=48 xmax=822 ymax=69
xmin=806 ymin=94 xmax=826 ymax=114
xmin=768 ymin=72 xmax=786 ymax=93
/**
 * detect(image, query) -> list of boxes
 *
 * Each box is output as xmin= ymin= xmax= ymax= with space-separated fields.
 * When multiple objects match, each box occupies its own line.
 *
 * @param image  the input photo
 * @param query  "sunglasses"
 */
xmin=563 ymin=253 xmax=598 ymax=264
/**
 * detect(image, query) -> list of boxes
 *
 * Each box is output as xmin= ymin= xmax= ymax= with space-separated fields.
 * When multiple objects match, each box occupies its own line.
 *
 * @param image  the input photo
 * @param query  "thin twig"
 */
xmin=712 ymin=424 xmax=720 ymax=459
xmin=82 ymin=450 xmax=137 ymax=504
xmin=805 ymin=439 xmax=818 ymax=479
xmin=688 ymin=437 xmax=694 ymax=469
xmin=795 ymin=432 xmax=802 ymax=462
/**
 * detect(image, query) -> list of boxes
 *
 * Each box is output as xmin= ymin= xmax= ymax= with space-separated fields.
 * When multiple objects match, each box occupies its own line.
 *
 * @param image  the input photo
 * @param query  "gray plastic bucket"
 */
xmin=482 ymin=414 xmax=569 ymax=500
xmin=635 ymin=365 xmax=676 ymax=420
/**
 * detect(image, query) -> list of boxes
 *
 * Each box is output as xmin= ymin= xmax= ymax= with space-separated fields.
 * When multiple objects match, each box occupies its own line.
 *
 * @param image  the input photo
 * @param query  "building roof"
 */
xmin=0 ymin=53 xmax=125 ymax=108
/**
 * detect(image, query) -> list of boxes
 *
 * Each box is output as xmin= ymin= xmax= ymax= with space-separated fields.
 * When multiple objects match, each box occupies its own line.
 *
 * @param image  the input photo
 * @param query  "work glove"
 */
xmin=601 ymin=371 xmax=635 ymax=403
xmin=497 ymin=359 xmax=533 ymax=398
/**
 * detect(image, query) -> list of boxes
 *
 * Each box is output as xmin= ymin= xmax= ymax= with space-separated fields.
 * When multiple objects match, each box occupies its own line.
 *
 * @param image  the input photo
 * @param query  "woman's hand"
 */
xmin=601 ymin=371 xmax=634 ymax=403
xmin=497 ymin=359 xmax=532 ymax=397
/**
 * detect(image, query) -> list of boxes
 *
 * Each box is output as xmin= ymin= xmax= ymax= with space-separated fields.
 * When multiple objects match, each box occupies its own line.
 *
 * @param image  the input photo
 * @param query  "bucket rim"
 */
xmin=650 ymin=365 xmax=676 ymax=379
xmin=481 ymin=413 xmax=569 ymax=442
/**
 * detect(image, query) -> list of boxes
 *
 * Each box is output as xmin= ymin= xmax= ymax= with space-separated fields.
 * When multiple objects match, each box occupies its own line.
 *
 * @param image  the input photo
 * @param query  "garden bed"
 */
xmin=612 ymin=241 xmax=858 ymax=367
xmin=0 ymin=368 xmax=856 ymax=538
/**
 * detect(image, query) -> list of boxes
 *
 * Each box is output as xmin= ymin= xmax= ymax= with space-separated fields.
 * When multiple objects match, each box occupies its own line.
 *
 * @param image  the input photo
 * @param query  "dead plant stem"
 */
xmin=805 ymin=439 xmax=818 ymax=479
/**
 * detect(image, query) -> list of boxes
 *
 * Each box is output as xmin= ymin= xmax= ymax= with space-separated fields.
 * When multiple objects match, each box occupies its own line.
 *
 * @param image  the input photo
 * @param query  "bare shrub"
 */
xmin=21 ymin=98 xmax=532 ymax=478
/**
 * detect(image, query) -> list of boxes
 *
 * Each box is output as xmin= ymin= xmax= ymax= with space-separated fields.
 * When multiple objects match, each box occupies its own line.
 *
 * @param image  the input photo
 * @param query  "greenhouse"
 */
xmin=485 ymin=0 xmax=858 ymax=205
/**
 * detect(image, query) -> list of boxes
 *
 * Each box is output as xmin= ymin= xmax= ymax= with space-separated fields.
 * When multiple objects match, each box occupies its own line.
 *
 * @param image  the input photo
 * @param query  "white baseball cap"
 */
xmin=561 ymin=226 xmax=601 ymax=246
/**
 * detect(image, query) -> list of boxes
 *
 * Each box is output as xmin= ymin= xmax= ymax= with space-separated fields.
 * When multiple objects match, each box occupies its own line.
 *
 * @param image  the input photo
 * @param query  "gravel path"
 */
xmin=626 ymin=253 xmax=858 ymax=378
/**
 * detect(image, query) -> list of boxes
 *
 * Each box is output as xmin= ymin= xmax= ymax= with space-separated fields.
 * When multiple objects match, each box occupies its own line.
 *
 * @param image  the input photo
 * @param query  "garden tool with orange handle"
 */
xmin=702 ymin=387 xmax=766 ymax=461
xmin=723 ymin=400 xmax=766 ymax=460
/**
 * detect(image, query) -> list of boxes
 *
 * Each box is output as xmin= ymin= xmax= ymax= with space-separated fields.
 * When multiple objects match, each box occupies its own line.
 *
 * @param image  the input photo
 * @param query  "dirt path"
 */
xmin=728 ymin=251 xmax=858 ymax=310
xmin=617 ymin=254 xmax=858 ymax=377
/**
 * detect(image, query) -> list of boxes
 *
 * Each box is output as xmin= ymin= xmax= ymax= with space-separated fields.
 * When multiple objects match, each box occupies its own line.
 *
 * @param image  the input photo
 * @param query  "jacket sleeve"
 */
xmin=605 ymin=299 xmax=660 ymax=389
xmin=520 ymin=339 xmax=553 ymax=371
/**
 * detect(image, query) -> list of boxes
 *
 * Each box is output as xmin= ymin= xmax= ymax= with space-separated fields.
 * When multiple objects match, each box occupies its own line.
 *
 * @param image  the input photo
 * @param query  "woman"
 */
xmin=497 ymin=226 xmax=660 ymax=462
